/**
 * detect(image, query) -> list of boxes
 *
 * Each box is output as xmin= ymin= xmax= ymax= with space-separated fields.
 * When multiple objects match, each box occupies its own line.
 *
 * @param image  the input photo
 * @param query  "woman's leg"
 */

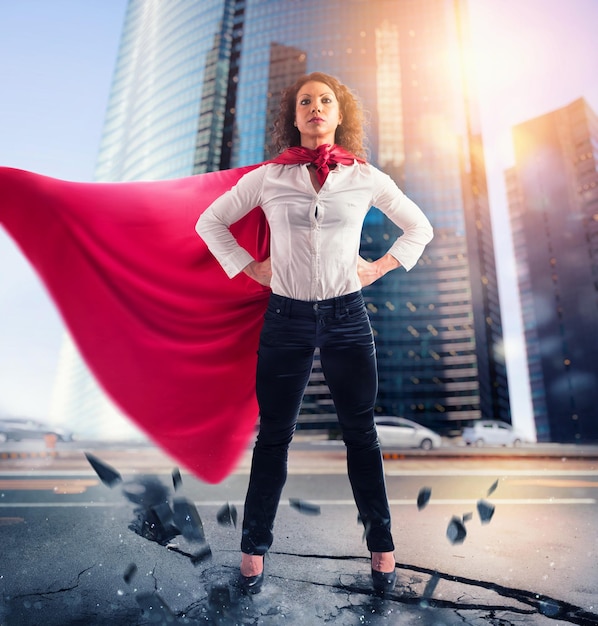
xmin=319 ymin=307 xmax=395 ymax=555
xmin=241 ymin=308 xmax=315 ymax=556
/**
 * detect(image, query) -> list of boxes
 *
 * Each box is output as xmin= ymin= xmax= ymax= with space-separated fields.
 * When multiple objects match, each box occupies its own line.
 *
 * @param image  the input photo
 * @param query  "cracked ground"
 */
xmin=1 ymin=495 xmax=596 ymax=625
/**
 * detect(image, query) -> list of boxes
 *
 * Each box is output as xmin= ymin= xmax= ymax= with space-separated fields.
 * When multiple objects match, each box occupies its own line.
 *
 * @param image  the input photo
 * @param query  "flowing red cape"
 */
xmin=0 ymin=166 xmax=271 ymax=483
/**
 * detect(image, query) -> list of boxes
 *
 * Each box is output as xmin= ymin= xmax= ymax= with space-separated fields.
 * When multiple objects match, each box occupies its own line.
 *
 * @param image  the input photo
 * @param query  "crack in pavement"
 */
xmin=149 ymin=561 xmax=159 ymax=592
xmin=395 ymin=560 xmax=598 ymax=624
xmin=9 ymin=565 xmax=95 ymax=600
xmin=269 ymin=550 xmax=598 ymax=625
xmin=62 ymin=460 xmax=595 ymax=625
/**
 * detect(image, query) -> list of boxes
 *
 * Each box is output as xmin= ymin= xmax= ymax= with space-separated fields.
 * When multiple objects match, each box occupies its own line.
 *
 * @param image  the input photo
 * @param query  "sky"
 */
xmin=1 ymin=0 xmax=598 ymax=438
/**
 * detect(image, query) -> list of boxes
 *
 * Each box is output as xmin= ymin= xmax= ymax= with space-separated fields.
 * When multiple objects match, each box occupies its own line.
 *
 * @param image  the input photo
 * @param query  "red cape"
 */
xmin=0 ymin=166 xmax=271 ymax=483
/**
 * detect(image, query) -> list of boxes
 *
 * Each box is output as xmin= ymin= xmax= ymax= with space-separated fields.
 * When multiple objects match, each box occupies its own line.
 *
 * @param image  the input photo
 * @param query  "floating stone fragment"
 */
xmin=462 ymin=511 xmax=473 ymax=523
xmin=191 ymin=543 xmax=213 ymax=566
xmin=124 ymin=476 xmax=180 ymax=545
xmin=172 ymin=467 xmax=182 ymax=491
xmin=130 ymin=505 xmax=180 ymax=545
xmin=487 ymin=479 xmax=499 ymax=497
xmin=173 ymin=497 xmax=205 ymax=541
xmin=422 ymin=572 xmax=440 ymax=600
xmin=417 ymin=487 xmax=432 ymax=510
xmin=216 ymin=502 xmax=238 ymax=527
xmin=167 ymin=542 xmax=212 ymax=566
xmin=446 ymin=516 xmax=467 ymax=544
xmin=476 ymin=499 xmax=495 ymax=524
xmin=151 ymin=502 xmax=174 ymax=527
xmin=361 ymin=519 xmax=372 ymax=543
xmin=123 ymin=563 xmax=137 ymax=584
xmin=357 ymin=512 xmax=387 ymax=544
xmin=84 ymin=452 xmax=122 ymax=487
xmin=289 ymin=498 xmax=321 ymax=515
xmin=209 ymin=583 xmax=232 ymax=610
xmin=123 ymin=476 xmax=168 ymax=506
xmin=538 ymin=598 xmax=562 ymax=617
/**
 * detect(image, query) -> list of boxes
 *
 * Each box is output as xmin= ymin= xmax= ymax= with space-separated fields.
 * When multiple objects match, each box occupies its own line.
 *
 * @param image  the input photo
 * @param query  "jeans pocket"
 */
xmin=340 ymin=304 xmax=369 ymax=322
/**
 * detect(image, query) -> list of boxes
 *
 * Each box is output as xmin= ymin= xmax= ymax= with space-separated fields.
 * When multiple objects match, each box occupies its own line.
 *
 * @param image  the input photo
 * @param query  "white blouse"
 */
xmin=196 ymin=161 xmax=433 ymax=301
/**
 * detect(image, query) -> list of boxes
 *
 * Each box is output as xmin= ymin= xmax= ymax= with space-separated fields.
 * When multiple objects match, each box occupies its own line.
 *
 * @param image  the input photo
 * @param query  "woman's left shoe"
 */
xmin=238 ymin=570 xmax=264 ymax=595
xmin=237 ymin=554 xmax=265 ymax=595
xmin=371 ymin=567 xmax=397 ymax=594
xmin=371 ymin=551 xmax=397 ymax=593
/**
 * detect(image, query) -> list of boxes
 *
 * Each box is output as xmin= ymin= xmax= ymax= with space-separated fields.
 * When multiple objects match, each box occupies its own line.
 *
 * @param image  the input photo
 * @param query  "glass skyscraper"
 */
xmin=505 ymin=98 xmax=598 ymax=443
xmin=51 ymin=0 xmax=510 ymax=438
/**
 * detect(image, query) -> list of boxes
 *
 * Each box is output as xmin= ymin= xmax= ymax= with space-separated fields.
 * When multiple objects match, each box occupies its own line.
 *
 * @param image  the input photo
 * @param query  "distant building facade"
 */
xmin=505 ymin=98 xmax=598 ymax=442
xmin=52 ymin=0 xmax=510 ymax=438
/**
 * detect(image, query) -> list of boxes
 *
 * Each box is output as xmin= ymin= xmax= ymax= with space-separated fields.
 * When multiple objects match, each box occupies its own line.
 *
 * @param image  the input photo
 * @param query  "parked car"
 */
xmin=374 ymin=416 xmax=442 ymax=450
xmin=462 ymin=420 xmax=526 ymax=447
xmin=0 ymin=418 xmax=74 ymax=443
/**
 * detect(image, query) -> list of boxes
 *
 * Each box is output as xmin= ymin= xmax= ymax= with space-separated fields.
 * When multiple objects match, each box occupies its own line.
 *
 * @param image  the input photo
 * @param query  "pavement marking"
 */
xmin=284 ymin=468 xmax=598 ymax=477
xmin=510 ymin=478 xmax=598 ymax=488
xmin=0 ymin=479 xmax=99 ymax=494
xmin=0 ymin=451 xmax=57 ymax=460
xmin=0 ymin=502 xmax=131 ymax=508
xmin=0 ymin=516 xmax=25 ymax=525
xmin=288 ymin=498 xmax=598 ymax=506
xmin=0 ymin=497 xmax=595 ymax=508
xmin=391 ymin=498 xmax=597 ymax=505
xmin=2 ymin=468 xmax=598 ymax=478
xmin=384 ymin=469 xmax=598 ymax=477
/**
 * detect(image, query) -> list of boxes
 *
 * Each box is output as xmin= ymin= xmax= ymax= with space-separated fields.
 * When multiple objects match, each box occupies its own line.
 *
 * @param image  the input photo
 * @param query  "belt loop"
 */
xmin=272 ymin=293 xmax=289 ymax=316
xmin=279 ymin=295 xmax=287 ymax=317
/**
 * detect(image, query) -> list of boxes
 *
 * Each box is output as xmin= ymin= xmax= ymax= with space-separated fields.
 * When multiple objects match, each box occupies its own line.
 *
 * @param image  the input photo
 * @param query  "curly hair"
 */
xmin=271 ymin=72 xmax=367 ymax=158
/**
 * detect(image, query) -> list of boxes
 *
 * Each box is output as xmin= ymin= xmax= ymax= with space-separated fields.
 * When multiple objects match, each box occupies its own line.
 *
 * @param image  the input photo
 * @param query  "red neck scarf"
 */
xmin=271 ymin=143 xmax=365 ymax=186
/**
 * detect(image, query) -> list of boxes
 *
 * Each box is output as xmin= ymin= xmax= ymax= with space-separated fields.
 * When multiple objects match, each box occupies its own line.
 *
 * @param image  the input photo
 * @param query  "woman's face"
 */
xmin=294 ymin=80 xmax=343 ymax=147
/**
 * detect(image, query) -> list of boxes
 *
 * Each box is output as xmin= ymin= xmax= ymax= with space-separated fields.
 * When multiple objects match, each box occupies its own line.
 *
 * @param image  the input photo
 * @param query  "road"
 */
xmin=0 ymin=440 xmax=597 ymax=624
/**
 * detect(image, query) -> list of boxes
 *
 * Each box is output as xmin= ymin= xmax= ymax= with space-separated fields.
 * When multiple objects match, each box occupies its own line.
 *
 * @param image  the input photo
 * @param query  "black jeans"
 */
xmin=241 ymin=290 xmax=395 ymax=555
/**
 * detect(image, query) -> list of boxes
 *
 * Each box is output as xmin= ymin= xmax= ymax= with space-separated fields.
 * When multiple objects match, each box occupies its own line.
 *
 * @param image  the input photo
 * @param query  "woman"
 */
xmin=196 ymin=71 xmax=433 ymax=594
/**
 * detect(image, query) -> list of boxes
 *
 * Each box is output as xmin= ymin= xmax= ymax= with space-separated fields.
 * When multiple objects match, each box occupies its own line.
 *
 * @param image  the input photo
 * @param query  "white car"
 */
xmin=374 ymin=416 xmax=442 ymax=450
xmin=462 ymin=420 xmax=526 ymax=447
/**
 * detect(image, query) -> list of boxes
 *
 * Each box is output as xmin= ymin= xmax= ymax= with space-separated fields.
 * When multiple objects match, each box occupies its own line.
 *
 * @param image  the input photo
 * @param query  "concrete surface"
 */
xmin=1 ymin=439 xmax=597 ymax=625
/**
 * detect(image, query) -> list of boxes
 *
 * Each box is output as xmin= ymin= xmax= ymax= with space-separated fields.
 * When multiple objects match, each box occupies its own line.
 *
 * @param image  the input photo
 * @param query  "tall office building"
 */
xmin=51 ymin=0 xmax=510 ymax=438
xmin=505 ymin=98 xmax=598 ymax=443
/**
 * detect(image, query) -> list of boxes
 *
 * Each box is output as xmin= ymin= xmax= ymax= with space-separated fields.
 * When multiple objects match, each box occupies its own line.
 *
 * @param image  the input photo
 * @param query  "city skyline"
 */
xmin=76 ymin=0 xmax=508 ymax=434
xmin=506 ymin=97 xmax=598 ymax=442
xmin=2 ymin=0 xmax=598 ymax=441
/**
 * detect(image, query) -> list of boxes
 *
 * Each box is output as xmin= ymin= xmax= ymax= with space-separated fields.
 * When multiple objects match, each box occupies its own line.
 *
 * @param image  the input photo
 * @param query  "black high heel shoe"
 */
xmin=371 ymin=567 xmax=397 ymax=594
xmin=238 ymin=569 xmax=264 ymax=594
xmin=238 ymin=556 xmax=265 ymax=595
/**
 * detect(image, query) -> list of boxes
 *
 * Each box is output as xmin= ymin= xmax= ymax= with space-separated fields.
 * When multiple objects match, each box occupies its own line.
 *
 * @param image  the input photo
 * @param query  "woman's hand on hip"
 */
xmin=357 ymin=254 xmax=400 ymax=287
xmin=243 ymin=258 xmax=272 ymax=286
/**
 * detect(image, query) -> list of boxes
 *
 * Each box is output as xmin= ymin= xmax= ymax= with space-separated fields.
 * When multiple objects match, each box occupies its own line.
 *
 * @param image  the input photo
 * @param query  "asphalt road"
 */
xmin=0 ymin=441 xmax=597 ymax=625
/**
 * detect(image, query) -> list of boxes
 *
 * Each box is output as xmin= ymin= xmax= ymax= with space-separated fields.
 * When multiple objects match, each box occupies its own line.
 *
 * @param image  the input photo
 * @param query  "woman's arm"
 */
xmin=369 ymin=168 xmax=433 ymax=273
xmin=243 ymin=258 xmax=272 ymax=286
xmin=196 ymin=166 xmax=267 ymax=278
xmin=357 ymin=253 xmax=400 ymax=287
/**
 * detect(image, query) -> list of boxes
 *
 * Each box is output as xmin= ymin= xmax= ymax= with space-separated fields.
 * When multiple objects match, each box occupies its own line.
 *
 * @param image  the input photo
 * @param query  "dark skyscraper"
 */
xmin=505 ymin=98 xmax=598 ymax=443
xmin=54 ymin=0 xmax=510 ymax=438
